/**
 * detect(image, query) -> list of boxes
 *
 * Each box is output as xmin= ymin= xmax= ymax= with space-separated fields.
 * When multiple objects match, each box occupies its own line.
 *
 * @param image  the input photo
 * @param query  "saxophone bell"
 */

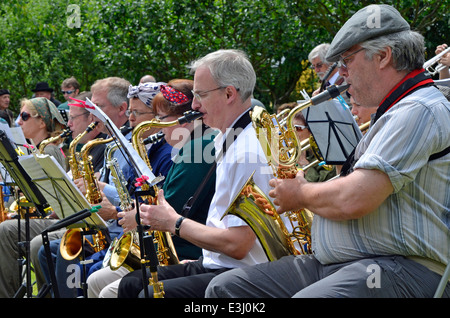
xmin=224 ymin=84 xmax=350 ymax=261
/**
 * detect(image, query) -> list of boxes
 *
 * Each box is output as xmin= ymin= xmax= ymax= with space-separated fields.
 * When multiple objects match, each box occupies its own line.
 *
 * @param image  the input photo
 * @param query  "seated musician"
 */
xmin=0 ymin=97 xmax=68 ymax=297
xmin=206 ymin=4 xmax=450 ymax=298
xmin=117 ymin=49 xmax=273 ymax=298
xmin=87 ymin=79 xmax=217 ymax=297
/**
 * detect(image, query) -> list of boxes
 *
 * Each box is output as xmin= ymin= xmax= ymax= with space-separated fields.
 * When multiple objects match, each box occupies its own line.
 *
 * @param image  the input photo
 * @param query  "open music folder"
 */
xmin=19 ymin=153 xmax=107 ymax=230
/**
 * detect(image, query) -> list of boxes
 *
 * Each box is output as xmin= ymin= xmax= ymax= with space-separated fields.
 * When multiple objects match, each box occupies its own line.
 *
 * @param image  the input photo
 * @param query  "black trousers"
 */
xmin=117 ymin=257 xmax=230 ymax=298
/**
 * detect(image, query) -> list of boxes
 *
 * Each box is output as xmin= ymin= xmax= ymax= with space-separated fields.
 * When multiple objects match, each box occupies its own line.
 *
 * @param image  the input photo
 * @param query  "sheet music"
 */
xmin=303 ymin=99 xmax=362 ymax=164
xmin=85 ymin=98 xmax=158 ymax=184
xmin=19 ymin=154 xmax=107 ymax=229
xmin=0 ymin=124 xmax=28 ymax=154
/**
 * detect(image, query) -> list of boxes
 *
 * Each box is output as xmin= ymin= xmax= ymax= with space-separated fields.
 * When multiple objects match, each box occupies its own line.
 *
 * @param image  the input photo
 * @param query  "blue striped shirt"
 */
xmin=312 ymin=86 xmax=450 ymax=266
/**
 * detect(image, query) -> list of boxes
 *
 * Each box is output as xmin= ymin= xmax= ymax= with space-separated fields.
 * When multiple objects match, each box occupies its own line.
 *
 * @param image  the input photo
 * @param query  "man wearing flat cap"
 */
xmin=32 ymin=81 xmax=62 ymax=107
xmin=206 ymin=4 xmax=450 ymax=298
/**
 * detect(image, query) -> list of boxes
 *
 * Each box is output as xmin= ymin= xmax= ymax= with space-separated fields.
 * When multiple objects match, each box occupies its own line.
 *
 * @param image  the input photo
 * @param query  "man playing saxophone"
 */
xmin=207 ymin=4 xmax=449 ymax=298
xmin=117 ymin=50 xmax=274 ymax=298
xmin=87 ymin=79 xmax=216 ymax=297
xmin=37 ymin=77 xmax=172 ymax=297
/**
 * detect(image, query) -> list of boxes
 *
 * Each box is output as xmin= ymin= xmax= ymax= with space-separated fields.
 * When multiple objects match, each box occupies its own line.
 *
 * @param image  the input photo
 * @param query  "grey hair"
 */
xmin=91 ymin=77 xmax=130 ymax=108
xmin=188 ymin=49 xmax=256 ymax=102
xmin=360 ymin=30 xmax=425 ymax=72
xmin=308 ymin=43 xmax=331 ymax=64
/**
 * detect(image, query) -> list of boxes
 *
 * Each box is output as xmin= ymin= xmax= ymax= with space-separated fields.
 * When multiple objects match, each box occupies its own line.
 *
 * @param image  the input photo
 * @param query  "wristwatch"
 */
xmin=175 ymin=216 xmax=185 ymax=236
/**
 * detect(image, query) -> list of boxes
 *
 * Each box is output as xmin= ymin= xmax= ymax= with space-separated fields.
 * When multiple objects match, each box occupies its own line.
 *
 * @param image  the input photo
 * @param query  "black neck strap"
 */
xmin=341 ymin=70 xmax=434 ymax=176
xmin=181 ymin=109 xmax=252 ymax=217
xmin=373 ymin=69 xmax=433 ymax=123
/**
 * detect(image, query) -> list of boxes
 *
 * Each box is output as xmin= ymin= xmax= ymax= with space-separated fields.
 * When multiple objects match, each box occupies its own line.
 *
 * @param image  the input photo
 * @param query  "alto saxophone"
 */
xmin=109 ymin=112 xmax=201 ymax=272
xmin=69 ymin=122 xmax=99 ymax=179
xmin=224 ymin=84 xmax=350 ymax=261
xmin=38 ymin=128 xmax=72 ymax=154
xmin=60 ymin=133 xmax=111 ymax=261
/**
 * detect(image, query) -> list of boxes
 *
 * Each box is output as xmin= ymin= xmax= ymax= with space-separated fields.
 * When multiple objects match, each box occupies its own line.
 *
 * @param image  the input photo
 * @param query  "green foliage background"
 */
xmin=0 ymin=0 xmax=448 ymax=113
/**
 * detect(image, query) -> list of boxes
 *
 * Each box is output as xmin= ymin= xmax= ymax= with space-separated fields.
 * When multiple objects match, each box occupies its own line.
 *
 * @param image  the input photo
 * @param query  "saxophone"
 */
xmin=110 ymin=111 xmax=203 ymax=273
xmin=38 ymin=128 xmax=72 ymax=154
xmin=60 ymin=134 xmax=111 ymax=261
xmin=69 ymin=122 xmax=99 ymax=179
xmin=223 ymin=84 xmax=349 ymax=261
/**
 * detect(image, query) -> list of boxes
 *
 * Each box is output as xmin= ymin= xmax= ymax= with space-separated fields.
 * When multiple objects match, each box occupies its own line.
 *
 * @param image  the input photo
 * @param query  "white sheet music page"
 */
xmin=85 ymin=97 xmax=158 ymax=185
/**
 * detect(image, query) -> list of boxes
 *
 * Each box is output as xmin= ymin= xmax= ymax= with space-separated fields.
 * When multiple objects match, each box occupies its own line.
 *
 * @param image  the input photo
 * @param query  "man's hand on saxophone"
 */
xmin=268 ymin=170 xmax=306 ymax=214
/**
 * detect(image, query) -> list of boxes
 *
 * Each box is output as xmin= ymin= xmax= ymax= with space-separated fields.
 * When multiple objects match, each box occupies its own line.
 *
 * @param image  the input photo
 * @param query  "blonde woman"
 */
xmin=18 ymin=97 xmax=67 ymax=170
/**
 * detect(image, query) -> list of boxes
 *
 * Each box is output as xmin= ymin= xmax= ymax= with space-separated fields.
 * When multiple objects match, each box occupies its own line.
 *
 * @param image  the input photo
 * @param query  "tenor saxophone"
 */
xmin=223 ymin=84 xmax=350 ymax=261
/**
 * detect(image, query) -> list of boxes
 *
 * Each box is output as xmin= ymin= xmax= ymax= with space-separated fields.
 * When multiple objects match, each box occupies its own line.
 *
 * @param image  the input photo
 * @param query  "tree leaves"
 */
xmin=0 ymin=0 xmax=448 ymax=114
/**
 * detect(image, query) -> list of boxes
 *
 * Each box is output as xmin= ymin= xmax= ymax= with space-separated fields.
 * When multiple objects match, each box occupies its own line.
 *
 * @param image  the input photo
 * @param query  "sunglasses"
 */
xmin=61 ymin=90 xmax=76 ymax=95
xmin=20 ymin=111 xmax=38 ymax=121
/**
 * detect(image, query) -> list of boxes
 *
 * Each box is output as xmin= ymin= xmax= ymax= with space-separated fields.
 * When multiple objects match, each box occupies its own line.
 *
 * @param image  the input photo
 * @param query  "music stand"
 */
xmin=0 ymin=131 xmax=53 ymax=298
xmin=18 ymin=153 xmax=107 ymax=298
xmin=303 ymin=99 xmax=363 ymax=165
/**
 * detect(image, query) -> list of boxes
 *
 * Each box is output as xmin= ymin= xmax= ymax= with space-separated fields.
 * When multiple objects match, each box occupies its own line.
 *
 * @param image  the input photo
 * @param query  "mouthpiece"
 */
xmin=311 ymin=83 xmax=350 ymax=105
xmin=86 ymin=121 xmax=99 ymax=133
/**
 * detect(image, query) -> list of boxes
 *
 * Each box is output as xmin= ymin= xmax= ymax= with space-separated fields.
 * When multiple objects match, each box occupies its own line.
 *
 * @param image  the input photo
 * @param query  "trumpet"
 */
xmin=424 ymin=47 xmax=450 ymax=76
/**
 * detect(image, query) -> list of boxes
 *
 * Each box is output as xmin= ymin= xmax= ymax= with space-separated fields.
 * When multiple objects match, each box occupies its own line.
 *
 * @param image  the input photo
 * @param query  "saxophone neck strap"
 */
xmin=181 ymin=109 xmax=252 ymax=217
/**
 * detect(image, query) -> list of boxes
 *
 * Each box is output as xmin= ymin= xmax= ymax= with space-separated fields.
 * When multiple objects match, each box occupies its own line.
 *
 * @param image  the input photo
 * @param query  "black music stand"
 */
xmin=0 ymin=131 xmax=52 ymax=298
xmin=18 ymin=153 xmax=107 ymax=298
xmin=303 ymin=99 xmax=363 ymax=165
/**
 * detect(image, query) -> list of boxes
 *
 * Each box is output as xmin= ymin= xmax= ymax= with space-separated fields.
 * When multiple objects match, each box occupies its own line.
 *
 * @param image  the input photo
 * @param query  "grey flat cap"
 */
xmin=326 ymin=4 xmax=410 ymax=62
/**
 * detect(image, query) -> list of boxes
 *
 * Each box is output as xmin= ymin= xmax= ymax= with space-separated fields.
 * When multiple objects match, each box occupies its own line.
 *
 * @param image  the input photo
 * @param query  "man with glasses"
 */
xmin=57 ymin=77 xmax=81 ymax=111
xmin=66 ymin=91 xmax=106 ymax=174
xmin=308 ymin=43 xmax=344 ymax=94
xmin=117 ymin=49 xmax=273 ymax=298
xmin=207 ymin=4 xmax=449 ymax=298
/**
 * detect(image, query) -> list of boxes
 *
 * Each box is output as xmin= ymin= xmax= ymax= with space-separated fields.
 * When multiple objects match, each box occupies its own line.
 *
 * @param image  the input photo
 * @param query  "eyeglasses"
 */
xmin=125 ymin=110 xmax=155 ymax=117
xmin=20 ymin=111 xmax=38 ymax=121
xmin=311 ymin=63 xmax=324 ymax=70
xmin=294 ymin=124 xmax=307 ymax=131
xmin=61 ymin=90 xmax=76 ymax=95
xmin=68 ymin=112 xmax=88 ymax=121
xmin=191 ymin=86 xmax=226 ymax=102
xmin=338 ymin=48 xmax=365 ymax=69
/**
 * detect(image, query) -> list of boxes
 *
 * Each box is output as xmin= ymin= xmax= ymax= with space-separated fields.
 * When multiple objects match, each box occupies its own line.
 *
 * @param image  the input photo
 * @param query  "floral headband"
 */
xmin=160 ymin=84 xmax=190 ymax=104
